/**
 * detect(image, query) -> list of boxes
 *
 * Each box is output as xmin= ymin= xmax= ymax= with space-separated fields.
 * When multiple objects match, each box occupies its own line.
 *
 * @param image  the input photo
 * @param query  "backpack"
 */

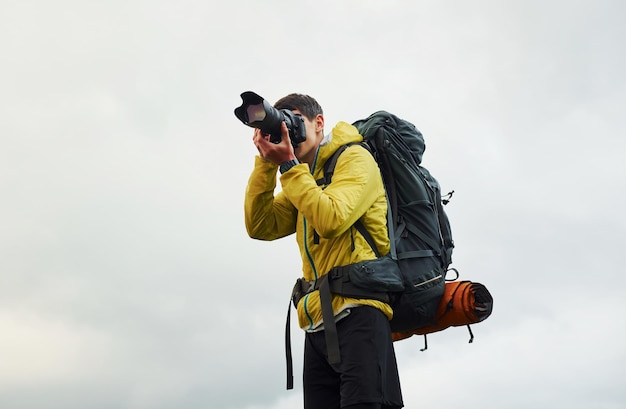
xmin=319 ymin=111 xmax=492 ymax=345
xmin=284 ymin=111 xmax=493 ymax=390
xmin=349 ymin=111 xmax=455 ymax=333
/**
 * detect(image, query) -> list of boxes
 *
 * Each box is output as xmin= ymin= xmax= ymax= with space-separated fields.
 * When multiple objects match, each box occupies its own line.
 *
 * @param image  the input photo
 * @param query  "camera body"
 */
xmin=234 ymin=91 xmax=306 ymax=148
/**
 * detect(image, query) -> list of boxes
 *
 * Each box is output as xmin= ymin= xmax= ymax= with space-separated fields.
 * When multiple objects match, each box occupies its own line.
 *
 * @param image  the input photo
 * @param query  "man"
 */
xmin=244 ymin=93 xmax=403 ymax=409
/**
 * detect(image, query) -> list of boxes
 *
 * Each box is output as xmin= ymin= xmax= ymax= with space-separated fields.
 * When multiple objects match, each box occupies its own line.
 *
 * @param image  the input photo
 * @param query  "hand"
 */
xmin=253 ymin=122 xmax=297 ymax=165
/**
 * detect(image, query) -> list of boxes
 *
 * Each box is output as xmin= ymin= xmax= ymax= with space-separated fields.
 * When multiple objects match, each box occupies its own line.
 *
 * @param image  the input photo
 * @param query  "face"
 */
xmin=292 ymin=110 xmax=324 ymax=165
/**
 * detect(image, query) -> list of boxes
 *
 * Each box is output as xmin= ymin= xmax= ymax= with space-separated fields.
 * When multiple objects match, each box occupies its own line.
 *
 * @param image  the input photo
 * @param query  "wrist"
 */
xmin=279 ymin=158 xmax=300 ymax=174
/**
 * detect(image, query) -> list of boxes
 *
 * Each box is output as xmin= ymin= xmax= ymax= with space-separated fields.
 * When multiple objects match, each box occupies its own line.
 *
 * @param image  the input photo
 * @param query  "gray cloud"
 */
xmin=1 ymin=1 xmax=624 ymax=408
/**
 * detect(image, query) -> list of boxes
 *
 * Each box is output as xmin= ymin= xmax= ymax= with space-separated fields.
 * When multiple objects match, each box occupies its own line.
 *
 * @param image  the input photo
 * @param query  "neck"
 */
xmin=299 ymin=145 xmax=318 ymax=166
xmin=299 ymin=132 xmax=324 ymax=165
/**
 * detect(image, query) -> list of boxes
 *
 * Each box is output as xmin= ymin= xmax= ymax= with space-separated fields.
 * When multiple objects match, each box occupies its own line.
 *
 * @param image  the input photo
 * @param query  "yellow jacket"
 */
xmin=244 ymin=121 xmax=392 ymax=331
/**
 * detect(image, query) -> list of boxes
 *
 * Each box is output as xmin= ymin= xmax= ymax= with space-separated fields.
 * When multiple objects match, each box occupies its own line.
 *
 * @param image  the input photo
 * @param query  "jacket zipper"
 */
xmin=303 ymin=293 xmax=314 ymax=330
xmin=302 ymin=146 xmax=322 ymax=330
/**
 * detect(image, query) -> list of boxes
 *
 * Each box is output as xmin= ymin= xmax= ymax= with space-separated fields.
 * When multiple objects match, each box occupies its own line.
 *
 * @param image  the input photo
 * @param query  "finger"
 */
xmin=280 ymin=122 xmax=291 ymax=146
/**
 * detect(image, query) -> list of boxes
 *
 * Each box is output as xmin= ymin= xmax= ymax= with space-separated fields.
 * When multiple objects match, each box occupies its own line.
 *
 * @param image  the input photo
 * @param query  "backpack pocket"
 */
xmin=389 ymin=257 xmax=446 ymax=332
xmin=348 ymin=255 xmax=405 ymax=293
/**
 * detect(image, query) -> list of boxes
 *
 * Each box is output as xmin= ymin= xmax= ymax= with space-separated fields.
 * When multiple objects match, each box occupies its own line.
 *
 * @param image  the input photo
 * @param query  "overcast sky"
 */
xmin=1 ymin=1 xmax=625 ymax=408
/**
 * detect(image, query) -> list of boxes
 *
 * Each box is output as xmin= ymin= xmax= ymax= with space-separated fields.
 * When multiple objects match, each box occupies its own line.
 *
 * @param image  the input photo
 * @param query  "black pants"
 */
xmin=303 ymin=306 xmax=403 ymax=409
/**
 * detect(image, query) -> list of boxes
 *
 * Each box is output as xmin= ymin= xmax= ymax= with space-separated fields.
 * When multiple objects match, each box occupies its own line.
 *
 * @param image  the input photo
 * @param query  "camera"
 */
xmin=234 ymin=91 xmax=306 ymax=148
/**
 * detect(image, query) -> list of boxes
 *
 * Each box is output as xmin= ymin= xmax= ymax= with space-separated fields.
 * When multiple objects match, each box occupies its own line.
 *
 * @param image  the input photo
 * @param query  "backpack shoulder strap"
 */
xmin=315 ymin=141 xmax=392 ymax=259
xmin=315 ymin=142 xmax=364 ymax=186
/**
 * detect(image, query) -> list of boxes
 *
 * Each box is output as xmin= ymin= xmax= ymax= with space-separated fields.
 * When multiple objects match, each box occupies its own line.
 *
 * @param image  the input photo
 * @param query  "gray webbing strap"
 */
xmin=404 ymin=222 xmax=441 ymax=255
xmin=397 ymin=249 xmax=436 ymax=259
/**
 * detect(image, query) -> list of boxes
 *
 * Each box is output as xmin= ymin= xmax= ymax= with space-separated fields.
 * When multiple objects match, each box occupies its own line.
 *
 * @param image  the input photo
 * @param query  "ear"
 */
xmin=315 ymin=114 xmax=324 ymax=133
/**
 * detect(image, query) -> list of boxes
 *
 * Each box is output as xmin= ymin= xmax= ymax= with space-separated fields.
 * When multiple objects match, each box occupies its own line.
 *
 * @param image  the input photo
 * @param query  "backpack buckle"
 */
xmin=291 ymin=278 xmax=314 ymax=307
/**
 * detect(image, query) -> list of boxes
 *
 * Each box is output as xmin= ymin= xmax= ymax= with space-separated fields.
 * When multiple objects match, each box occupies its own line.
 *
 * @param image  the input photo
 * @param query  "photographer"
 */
xmin=243 ymin=93 xmax=403 ymax=409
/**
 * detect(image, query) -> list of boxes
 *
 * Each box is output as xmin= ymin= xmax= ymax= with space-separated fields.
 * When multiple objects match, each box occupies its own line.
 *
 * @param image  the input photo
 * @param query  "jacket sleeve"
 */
xmin=244 ymin=156 xmax=298 ymax=240
xmin=280 ymin=145 xmax=382 ymax=238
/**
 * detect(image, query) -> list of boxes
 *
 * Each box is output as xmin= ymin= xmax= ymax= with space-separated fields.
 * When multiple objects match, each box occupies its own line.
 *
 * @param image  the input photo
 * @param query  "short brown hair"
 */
xmin=274 ymin=93 xmax=323 ymax=121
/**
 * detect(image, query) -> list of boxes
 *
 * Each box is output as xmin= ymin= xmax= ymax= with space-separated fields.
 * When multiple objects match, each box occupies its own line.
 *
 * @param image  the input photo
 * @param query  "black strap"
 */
xmin=285 ymin=278 xmax=313 ymax=390
xmin=285 ymin=297 xmax=294 ymax=390
xmin=315 ymin=144 xmax=355 ymax=186
xmin=354 ymin=220 xmax=381 ymax=258
xmin=318 ymin=274 xmax=341 ymax=365
xmin=284 ymin=268 xmax=391 ymax=389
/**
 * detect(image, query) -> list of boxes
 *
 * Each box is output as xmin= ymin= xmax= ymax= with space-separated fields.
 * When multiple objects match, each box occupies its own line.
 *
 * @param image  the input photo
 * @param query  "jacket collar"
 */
xmin=311 ymin=121 xmax=363 ymax=175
